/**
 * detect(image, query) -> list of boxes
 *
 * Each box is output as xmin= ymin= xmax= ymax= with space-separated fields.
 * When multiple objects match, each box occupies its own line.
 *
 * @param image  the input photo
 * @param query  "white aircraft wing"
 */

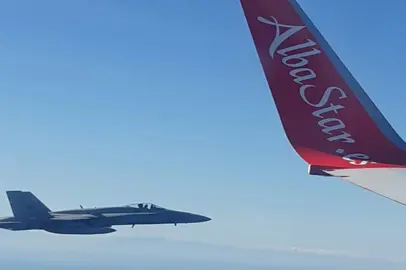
xmin=311 ymin=166 xmax=406 ymax=206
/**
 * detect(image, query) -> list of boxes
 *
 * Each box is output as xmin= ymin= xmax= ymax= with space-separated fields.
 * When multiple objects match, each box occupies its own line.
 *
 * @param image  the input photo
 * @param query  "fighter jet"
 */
xmin=0 ymin=190 xmax=211 ymax=235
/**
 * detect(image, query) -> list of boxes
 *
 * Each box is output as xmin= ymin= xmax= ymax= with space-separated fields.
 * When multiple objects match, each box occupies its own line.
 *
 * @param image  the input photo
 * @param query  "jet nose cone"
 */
xmin=186 ymin=213 xmax=212 ymax=223
xmin=199 ymin=215 xmax=211 ymax=222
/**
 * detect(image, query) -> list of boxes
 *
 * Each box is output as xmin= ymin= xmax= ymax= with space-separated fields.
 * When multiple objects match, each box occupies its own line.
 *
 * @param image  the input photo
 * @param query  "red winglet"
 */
xmin=240 ymin=0 xmax=406 ymax=169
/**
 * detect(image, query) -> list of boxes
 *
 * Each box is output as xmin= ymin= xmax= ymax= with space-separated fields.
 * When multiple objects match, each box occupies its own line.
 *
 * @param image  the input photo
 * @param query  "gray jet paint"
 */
xmin=0 ymin=190 xmax=211 ymax=235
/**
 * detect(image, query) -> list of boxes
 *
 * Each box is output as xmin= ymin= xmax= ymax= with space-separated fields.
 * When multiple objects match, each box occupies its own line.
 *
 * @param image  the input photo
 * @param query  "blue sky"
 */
xmin=0 ymin=0 xmax=406 ymax=269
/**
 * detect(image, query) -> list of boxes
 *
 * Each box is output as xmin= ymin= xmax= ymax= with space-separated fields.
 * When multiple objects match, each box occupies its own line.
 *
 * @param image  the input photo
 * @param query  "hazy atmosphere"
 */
xmin=1 ymin=0 xmax=406 ymax=269
xmin=1 ymin=232 xmax=405 ymax=270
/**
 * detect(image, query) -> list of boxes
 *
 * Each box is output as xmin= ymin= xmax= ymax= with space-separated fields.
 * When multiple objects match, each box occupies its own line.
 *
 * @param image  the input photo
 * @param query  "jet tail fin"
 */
xmin=6 ymin=190 xmax=51 ymax=220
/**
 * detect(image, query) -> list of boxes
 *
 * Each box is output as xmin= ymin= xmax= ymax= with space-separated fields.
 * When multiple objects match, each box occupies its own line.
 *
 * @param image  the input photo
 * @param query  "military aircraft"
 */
xmin=0 ymin=190 xmax=211 ymax=235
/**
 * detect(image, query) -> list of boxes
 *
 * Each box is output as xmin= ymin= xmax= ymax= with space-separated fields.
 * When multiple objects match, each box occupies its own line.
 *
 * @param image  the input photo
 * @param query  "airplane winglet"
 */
xmin=240 ymin=0 xmax=406 ymax=206
xmin=240 ymin=0 xmax=406 ymax=169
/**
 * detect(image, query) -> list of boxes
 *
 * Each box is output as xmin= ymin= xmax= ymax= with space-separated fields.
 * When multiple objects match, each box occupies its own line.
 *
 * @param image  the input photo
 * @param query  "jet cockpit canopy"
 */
xmin=125 ymin=203 xmax=165 ymax=210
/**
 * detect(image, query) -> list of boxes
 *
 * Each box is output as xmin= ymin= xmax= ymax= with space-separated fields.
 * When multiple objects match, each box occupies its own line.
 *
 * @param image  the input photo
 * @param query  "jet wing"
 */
xmin=50 ymin=214 xmax=97 ymax=220
xmin=240 ymin=0 xmax=406 ymax=206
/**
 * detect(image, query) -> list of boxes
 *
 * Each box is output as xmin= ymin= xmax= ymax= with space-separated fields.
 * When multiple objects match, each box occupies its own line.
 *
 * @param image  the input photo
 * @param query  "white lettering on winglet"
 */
xmin=258 ymin=16 xmax=371 ymax=165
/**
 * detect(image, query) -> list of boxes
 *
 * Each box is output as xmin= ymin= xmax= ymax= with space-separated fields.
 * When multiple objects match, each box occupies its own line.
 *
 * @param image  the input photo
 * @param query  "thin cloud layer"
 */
xmin=0 ymin=232 xmax=405 ymax=270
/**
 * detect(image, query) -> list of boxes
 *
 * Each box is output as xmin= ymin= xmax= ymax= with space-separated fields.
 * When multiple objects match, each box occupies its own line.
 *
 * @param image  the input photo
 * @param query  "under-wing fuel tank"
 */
xmin=44 ymin=227 xmax=116 ymax=235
